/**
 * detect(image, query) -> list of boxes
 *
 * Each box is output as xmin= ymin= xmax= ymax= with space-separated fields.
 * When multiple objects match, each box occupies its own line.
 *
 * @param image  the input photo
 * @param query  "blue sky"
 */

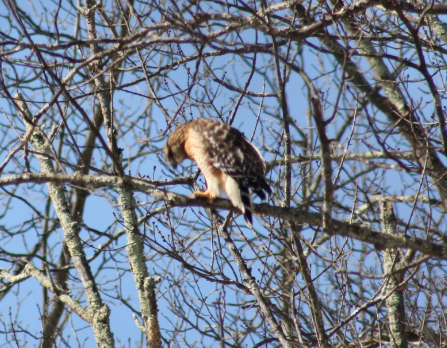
xmin=0 ymin=0 xmax=446 ymax=346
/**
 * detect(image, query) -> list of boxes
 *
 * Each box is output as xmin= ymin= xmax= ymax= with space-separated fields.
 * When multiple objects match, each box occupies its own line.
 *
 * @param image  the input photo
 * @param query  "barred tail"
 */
xmin=253 ymin=178 xmax=272 ymax=201
xmin=224 ymin=177 xmax=255 ymax=227
xmin=240 ymin=185 xmax=253 ymax=228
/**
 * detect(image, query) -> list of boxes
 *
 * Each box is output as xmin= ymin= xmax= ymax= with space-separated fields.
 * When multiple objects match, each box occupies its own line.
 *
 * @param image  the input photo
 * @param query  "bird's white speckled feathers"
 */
xmin=164 ymin=119 xmax=271 ymax=227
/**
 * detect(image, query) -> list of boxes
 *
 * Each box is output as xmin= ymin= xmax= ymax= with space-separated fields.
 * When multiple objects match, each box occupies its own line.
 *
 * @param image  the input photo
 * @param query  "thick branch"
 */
xmin=380 ymin=200 xmax=408 ymax=348
xmin=1 ymin=171 xmax=446 ymax=259
xmin=14 ymin=93 xmax=115 ymax=348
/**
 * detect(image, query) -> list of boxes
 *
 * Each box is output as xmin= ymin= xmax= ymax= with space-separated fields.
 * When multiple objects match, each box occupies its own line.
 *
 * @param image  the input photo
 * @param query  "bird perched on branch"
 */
xmin=164 ymin=119 xmax=271 ymax=227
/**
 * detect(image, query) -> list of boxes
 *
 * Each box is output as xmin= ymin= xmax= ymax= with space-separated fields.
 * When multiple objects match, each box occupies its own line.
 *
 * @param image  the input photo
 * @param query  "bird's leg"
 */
xmin=193 ymin=189 xmax=216 ymax=201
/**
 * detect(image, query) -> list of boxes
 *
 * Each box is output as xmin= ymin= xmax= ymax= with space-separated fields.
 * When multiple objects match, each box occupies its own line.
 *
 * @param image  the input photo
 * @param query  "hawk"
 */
xmin=164 ymin=119 xmax=271 ymax=227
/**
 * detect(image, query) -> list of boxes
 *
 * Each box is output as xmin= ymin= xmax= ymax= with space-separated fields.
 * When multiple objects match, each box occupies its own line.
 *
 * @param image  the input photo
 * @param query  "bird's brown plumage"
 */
xmin=164 ymin=119 xmax=271 ymax=227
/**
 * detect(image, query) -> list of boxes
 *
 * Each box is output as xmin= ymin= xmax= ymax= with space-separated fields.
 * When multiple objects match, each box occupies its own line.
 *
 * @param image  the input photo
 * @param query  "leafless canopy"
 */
xmin=0 ymin=0 xmax=446 ymax=347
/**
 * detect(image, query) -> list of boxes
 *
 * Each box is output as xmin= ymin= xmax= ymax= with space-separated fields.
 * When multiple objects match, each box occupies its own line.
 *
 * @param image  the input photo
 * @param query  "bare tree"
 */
xmin=0 ymin=0 xmax=446 ymax=347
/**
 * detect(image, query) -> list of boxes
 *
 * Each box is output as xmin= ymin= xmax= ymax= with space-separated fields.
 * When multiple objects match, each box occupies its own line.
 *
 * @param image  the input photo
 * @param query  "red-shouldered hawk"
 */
xmin=164 ymin=119 xmax=271 ymax=227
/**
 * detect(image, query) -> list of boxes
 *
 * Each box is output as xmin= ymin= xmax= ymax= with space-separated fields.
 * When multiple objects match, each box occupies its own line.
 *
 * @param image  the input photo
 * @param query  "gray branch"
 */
xmin=14 ymin=93 xmax=115 ymax=348
xmin=380 ymin=200 xmax=408 ymax=348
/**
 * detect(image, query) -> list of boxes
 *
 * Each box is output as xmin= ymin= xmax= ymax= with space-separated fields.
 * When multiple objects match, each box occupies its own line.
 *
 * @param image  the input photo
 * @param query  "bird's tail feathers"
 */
xmin=240 ymin=186 xmax=253 ymax=228
xmin=253 ymin=180 xmax=272 ymax=201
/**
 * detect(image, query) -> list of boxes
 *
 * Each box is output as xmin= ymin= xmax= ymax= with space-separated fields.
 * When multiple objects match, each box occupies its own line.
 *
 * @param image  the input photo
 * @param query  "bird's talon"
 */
xmin=194 ymin=191 xmax=215 ymax=201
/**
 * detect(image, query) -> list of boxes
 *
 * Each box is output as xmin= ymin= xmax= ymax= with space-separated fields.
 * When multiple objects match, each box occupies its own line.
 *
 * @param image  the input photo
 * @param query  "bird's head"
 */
xmin=164 ymin=141 xmax=186 ymax=169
